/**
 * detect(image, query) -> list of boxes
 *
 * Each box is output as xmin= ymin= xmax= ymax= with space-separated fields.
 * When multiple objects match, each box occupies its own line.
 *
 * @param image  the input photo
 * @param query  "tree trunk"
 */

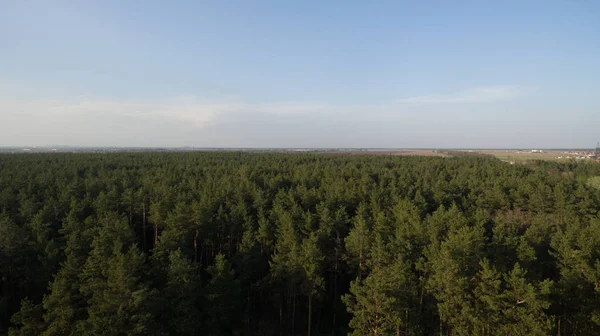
xmin=142 ymin=203 xmax=147 ymax=251
xmin=154 ymin=221 xmax=158 ymax=247
xmin=194 ymin=230 xmax=199 ymax=262
xmin=200 ymin=246 xmax=205 ymax=268
xmin=374 ymin=295 xmax=380 ymax=336
xmin=292 ymin=293 xmax=296 ymax=334
xmin=308 ymin=294 xmax=313 ymax=336
xmin=332 ymin=252 xmax=338 ymax=334
xmin=374 ymin=311 xmax=379 ymax=336
xmin=419 ymin=282 xmax=424 ymax=309
xmin=406 ymin=308 xmax=409 ymax=335
xmin=246 ymin=288 xmax=252 ymax=335
xmin=279 ymin=298 xmax=284 ymax=336
xmin=359 ymin=246 xmax=363 ymax=279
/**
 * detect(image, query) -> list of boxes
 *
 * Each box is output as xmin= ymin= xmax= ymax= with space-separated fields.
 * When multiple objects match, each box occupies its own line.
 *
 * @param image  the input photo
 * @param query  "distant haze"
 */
xmin=1 ymin=1 xmax=599 ymax=148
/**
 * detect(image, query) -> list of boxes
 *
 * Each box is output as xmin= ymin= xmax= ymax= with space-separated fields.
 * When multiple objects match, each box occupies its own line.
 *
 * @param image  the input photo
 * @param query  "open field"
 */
xmin=472 ymin=150 xmax=563 ymax=162
xmin=303 ymin=148 xmax=598 ymax=163
xmin=312 ymin=149 xmax=447 ymax=156
xmin=471 ymin=149 xmax=597 ymax=163
xmin=304 ymin=149 xmax=596 ymax=163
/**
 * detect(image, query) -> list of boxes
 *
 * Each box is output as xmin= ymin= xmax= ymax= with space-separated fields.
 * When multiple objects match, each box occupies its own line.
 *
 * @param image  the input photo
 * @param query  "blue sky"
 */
xmin=1 ymin=1 xmax=599 ymax=148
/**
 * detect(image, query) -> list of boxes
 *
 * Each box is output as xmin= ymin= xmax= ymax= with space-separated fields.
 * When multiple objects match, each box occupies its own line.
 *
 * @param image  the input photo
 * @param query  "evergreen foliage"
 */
xmin=1 ymin=152 xmax=600 ymax=335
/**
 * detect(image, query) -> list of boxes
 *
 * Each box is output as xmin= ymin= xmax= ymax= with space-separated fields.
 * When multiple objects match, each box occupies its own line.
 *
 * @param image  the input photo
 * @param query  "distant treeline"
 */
xmin=1 ymin=152 xmax=600 ymax=335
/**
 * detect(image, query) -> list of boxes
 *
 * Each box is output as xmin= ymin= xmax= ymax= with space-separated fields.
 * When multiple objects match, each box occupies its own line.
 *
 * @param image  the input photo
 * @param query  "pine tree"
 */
xmin=41 ymin=214 xmax=95 ymax=336
xmin=204 ymin=253 xmax=241 ymax=334
xmin=475 ymin=260 xmax=553 ymax=336
xmin=345 ymin=210 xmax=371 ymax=278
xmin=72 ymin=213 xmax=154 ymax=335
xmin=270 ymin=211 xmax=301 ymax=334
xmin=8 ymin=298 xmax=45 ymax=336
xmin=343 ymin=234 xmax=404 ymax=336
xmin=299 ymin=233 xmax=324 ymax=336
xmin=160 ymin=249 xmax=202 ymax=335
xmin=427 ymin=224 xmax=485 ymax=334
xmin=550 ymin=215 xmax=600 ymax=334
xmin=79 ymin=245 xmax=155 ymax=336
xmin=256 ymin=210 xmax=274 ymax=255
xmin=0 ymin=213 xmax=30 ymax=331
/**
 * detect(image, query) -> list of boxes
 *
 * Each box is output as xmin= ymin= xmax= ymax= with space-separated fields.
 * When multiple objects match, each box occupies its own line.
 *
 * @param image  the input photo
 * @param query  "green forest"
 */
xmin=2 ymin=152 xmax=600 ymax=335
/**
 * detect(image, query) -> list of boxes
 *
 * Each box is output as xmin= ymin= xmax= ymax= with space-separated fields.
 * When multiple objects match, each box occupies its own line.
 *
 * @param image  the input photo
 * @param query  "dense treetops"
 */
xmin=1 ymin=152 xmax=600 ymax=335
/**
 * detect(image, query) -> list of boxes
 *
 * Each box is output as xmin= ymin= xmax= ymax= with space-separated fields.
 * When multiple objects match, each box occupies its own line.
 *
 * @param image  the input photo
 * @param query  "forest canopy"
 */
xmin=1 ymin=152 xmax=600 ymax=335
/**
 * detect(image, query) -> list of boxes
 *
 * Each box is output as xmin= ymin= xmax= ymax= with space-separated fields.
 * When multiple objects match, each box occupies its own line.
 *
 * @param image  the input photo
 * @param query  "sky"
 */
xmin=1 ymin=0 xmax=599 ymax=148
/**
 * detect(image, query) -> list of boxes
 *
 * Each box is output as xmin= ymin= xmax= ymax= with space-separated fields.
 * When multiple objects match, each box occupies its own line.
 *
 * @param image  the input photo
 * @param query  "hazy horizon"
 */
xmin=2 ymin=1 xmax=599 ymax=148
xmin=1 ymin=145 xmax=597 ymax=151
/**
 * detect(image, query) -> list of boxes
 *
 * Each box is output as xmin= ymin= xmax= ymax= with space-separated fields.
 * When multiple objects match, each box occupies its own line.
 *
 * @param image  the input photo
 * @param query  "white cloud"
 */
xmin=396 ymin=86 xmax=528 ymax=104
xmin=0 ymin=86 xmax=530 ymax=132
xmin=257 ymin=103 xmax=330 ymax=115
xmin=0 ymin=85 xmax=533 ymax=146
xmin=0 ymin=96 xmax=330 ymax=129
